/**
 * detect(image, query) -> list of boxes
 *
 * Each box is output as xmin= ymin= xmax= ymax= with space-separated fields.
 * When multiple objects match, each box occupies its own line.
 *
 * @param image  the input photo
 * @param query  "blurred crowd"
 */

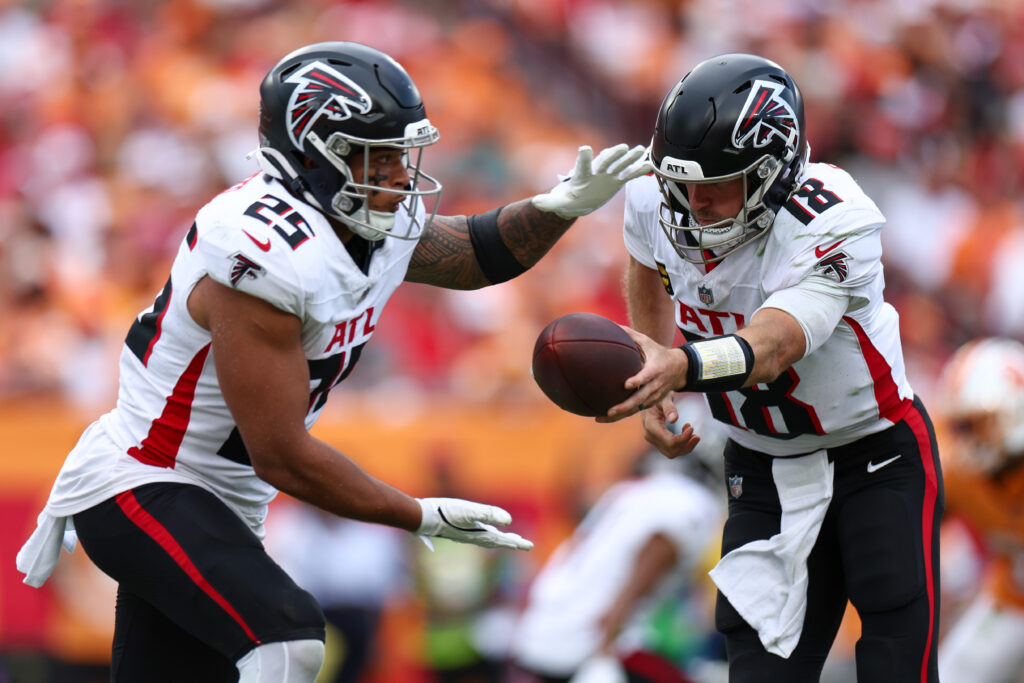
xmin=3 ymin=0 xmax=1024 ymax=413
xmin=3 ymin=0 xmax=1024 ymax=681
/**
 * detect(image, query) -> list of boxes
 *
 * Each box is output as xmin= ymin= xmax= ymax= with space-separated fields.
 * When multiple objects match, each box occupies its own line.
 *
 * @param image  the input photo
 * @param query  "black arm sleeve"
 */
xmin=467 ymin=206 xmax=527 ymax=285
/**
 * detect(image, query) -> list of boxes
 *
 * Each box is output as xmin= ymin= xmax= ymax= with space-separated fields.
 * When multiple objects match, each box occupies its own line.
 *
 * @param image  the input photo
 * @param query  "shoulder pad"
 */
xmin=193 ymin=176 xmax=330 ymax=317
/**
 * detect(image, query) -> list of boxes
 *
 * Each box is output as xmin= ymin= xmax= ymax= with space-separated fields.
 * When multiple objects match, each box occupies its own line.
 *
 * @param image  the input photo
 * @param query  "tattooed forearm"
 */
xmin=496 ymin=199 xmax=575 ymax=268
xmin=405 ymin=199 xmax=576 ymax=289
xmin=405 ymin=214 xmax=486 ymax=289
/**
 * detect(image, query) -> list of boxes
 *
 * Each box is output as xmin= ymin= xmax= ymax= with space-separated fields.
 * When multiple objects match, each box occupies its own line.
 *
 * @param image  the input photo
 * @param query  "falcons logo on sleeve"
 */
xmin=284 ymin=61 xmax=373 ymax=148
xmin=732 ymin=80 xmax=799 ymax=150
xmin=815 ymin=252 xmax=850 ymax=282
xmin=229 ymin=252 xmax=266 ymax=287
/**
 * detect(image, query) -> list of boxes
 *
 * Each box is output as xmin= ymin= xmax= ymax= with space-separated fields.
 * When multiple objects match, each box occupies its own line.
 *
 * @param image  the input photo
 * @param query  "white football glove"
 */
xmin=415 ymin=497 xmax=534 ymax=551
xmin=532 ymin=143 xmax=652 ymax=219
xmin=568 ymin=655 xmax=627 ymax=683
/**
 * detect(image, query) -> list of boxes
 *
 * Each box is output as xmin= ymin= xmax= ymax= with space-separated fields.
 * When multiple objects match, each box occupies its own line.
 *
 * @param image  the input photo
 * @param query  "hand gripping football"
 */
xmin=531 ymin=312 xmax=643 ymax=417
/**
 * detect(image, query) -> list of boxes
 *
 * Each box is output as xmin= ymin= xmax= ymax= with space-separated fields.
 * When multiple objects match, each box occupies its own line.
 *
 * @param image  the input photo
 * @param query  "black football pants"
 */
xmin=73 ymin=482 xmax=325 ymax=682
xmin=715 ymin=396 xmax=944 ymax=682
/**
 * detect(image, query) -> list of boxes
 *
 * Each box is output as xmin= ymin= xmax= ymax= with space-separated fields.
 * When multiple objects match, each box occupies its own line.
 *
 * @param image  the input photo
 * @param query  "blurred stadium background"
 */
xmin=2 ymin=0 xmax=1022 ymax=681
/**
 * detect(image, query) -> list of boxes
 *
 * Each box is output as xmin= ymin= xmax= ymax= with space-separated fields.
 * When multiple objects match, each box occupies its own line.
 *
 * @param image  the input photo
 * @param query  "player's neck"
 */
xmin=326 ymin=216 xmax=356 ymax=244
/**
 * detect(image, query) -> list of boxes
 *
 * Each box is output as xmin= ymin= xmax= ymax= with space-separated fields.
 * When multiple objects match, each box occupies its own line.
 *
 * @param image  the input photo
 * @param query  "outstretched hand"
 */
xmin=532 ymin=143 xmax=651 ymax=219
xmin=415 ymin=497 xmax=533 ymax=551
xmin=639 ymin=396 xmax=702 ymax=459
xmin=596 ymin=326 xmax=702 ymax=458
xmin=596 ymin=325 xmax=689 ymax=423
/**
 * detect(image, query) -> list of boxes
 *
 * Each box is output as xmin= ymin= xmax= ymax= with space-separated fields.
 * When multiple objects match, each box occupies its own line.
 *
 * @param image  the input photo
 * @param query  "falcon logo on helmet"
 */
xmin=732 ymin=80 xmax=799 ymax=151
xmin=284 ymin=62 xmax=373 ymax=148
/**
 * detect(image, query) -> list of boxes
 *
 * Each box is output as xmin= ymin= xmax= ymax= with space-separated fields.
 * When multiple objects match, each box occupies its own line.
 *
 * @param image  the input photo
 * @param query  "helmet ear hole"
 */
xmin=292 ymin=152 xmax=318 ymax=170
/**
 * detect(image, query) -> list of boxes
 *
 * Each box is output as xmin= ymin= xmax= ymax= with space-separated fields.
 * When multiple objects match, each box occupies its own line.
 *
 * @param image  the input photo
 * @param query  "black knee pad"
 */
xmin=275 ymin=583 xmax=325 ymax=633
xmin=855 ymin=636 xmax=917 ymax=682
xmin=839 ymin=487 xmax=923 ymax=613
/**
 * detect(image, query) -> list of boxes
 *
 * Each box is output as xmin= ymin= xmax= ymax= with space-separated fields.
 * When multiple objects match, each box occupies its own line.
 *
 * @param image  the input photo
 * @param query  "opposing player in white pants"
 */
xmin=16 ymin=41 xmax=650 ymax=682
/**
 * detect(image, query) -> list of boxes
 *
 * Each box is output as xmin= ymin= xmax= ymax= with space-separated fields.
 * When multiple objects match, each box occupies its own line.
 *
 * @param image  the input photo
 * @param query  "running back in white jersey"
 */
xmin=42 ymin=173 xmax=421 ymax=534
xmin=624 ymin=163 xmax=914 ymax=456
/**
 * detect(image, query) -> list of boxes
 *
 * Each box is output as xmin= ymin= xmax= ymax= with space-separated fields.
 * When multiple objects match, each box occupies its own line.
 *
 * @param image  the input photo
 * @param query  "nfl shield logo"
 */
xmin=698 ymin=285 xmax=714 ymax=305
xmin=728 ymin=475 xmax=743 ymax=498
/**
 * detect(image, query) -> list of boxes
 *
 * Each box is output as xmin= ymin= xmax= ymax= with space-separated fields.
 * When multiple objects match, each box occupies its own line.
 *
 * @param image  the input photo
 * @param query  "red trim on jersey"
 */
xmin=901 ymin=405 xmax=940 ymax=682
xmin=719 ymin=392 xmax=743 ymax=429
xmin=702 ymin=251 xmax=719 ymax=273
xmin=843 ymin=316 xmax=910 ymax=423
xmin=142 ymin=286 xmax=173 ymax=367
xmin=783 ymin=367 xmax=826 ymax=435
xmin=128 ymin=344 xmax=211 ymax=468
xmin=748 ymin=386 xmax=780 ymax=434
xmin=216 ymin=172 xmax=260 ymax=198
xmin=114 ymin=490 xmax=262 ymax=646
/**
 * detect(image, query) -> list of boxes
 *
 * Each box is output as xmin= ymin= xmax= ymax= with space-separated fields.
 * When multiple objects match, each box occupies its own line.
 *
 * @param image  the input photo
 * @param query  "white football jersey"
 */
xmin=511 ymin=471 xmax=722 ymax=675
xmin=624 ymin=163 xmax=914 ymax=456
xmin=36 ymin=173 xmax=421 ymax=535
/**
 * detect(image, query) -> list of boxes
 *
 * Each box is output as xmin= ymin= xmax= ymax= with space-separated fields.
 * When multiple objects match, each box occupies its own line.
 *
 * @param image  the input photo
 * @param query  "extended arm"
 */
xmin=621 ymin=257 xmax=700 ymax=456
xmin=406 ymin=143 xmax=650 ymax=289
xmin=187 ymin=276 xmax=531 ymax=549
xmin=190 ymin=276 xmax=417 ymax=527
xmin=602 ymin=306 xmax=806 ymax=423
xmin=404 ymin=198 xmax=573 ymax=289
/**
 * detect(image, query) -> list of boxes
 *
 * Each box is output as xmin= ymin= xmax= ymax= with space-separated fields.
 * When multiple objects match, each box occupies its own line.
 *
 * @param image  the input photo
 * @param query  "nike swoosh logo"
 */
xmin=815 ymin=238 xmax=847 ymax=258
xmin=866 ymin=454 xmax=901 ymax=473
xmin=242 ymin=230 xmax=271 ymax=252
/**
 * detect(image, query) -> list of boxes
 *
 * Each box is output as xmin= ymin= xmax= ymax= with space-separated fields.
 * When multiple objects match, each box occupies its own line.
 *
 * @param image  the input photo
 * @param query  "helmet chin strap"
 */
xmin=252 ymin=147 xmax=325 ymax=210
xmin=252 ymin=146 xmax=399 ymax=241
xmin=337 ymin=204 xmax=396 ymax=241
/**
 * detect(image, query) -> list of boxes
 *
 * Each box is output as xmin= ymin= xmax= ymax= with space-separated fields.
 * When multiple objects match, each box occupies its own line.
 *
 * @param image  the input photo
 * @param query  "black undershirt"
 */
xmin=344 ymin=234 xmax=381 ymax=275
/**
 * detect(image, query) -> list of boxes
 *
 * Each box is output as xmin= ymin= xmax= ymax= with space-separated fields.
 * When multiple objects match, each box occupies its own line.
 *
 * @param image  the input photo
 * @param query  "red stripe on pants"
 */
xmin=901 ymin=405 xmax=940 ymax=682
xmin=115 ymin=489 xmax=261 ymax=646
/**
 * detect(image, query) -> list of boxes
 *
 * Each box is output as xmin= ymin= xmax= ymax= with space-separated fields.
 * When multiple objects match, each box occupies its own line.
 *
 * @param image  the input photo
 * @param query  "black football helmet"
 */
xmin=650 ymin=53 xmax=808 ymax=264
xmin=256 ymin=41 xmax=441 ymax=241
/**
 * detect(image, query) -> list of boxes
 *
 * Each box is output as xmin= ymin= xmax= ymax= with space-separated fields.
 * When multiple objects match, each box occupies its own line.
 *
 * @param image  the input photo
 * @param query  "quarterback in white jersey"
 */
xmin=623 ymin=161 xmax=911 ymax=456
xmin=604 ymin=54 xmax=943 ymax=683
xmin=16 ymin=41 xmax=650 ymax=683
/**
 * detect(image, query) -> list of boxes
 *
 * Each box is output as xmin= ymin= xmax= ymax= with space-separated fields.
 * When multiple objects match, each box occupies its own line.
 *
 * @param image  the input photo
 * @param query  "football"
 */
xmin=531 ymin=312 xmax=644 ymax=417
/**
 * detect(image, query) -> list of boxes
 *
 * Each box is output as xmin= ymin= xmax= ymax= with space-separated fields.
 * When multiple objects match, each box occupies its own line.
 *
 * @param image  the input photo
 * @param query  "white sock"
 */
xmin=236 ymin=639 xmax=324 ymax=683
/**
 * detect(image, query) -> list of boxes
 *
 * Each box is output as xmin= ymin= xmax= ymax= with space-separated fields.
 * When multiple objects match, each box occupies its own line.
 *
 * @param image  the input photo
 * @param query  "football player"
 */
xmin=935 ymin=338 xmax=1024 ymax=683
xmin=16 ymin=41 xmax=650 ymax=683
xmin=511 ymin=399 xmax=724 ymax=683
xmin=601 ymin=54 xmax=944 ymax=682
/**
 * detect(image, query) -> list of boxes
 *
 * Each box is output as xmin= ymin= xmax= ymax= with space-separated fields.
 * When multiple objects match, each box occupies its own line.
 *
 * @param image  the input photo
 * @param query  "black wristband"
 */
xmin=678 ymin=334 xmax=754 ymax=392
xmin=468 ymin=206 xmax=527 ymax=284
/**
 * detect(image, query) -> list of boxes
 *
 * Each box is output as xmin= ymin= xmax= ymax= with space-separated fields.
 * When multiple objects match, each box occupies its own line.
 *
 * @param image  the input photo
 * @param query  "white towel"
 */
xmin=16 ymin=512 xmax=77 ymax=588
xmin=708 ymin=450 xmax=834 ymax=658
